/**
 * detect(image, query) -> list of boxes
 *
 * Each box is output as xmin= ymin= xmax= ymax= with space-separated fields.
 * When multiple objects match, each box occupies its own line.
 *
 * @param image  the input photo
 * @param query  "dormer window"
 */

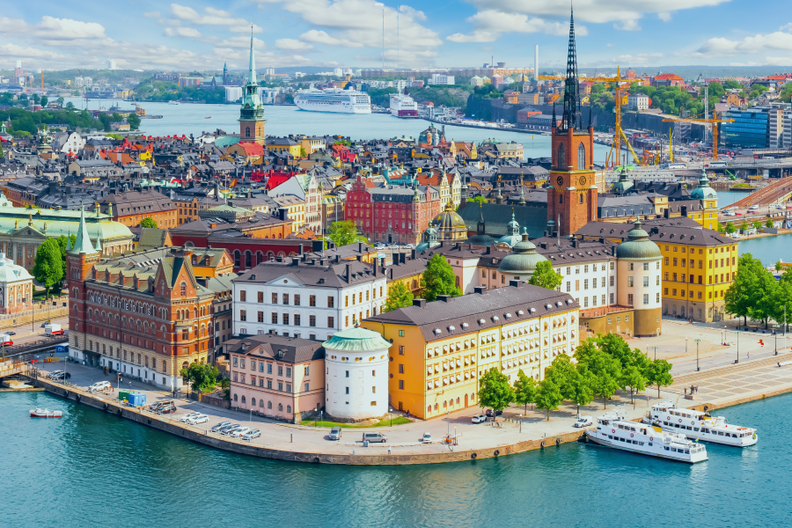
xmin=180 ymin=282 xmax=187 ymax=297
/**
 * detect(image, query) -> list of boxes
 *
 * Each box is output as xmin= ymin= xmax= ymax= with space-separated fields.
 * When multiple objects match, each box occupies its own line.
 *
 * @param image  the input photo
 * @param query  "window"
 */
xmin=628 ymin=277 xmax=634 ymax=287
xmin=257 ymin=311 xmax=264 ymax=323
xmin=657 ymin=276 xmax=661 ymax=286
xmin=398 ymin=364 xmax=405 ymax=374
xmin=628 ymin=294 xmax=634 ymax=305
xmin=294 ymin=295 xmax=300 ymax=306
xmin=643 ymin=262 xmax=649 ymax=271
xmin=272 ymin=293 xmax=278 ymax=304
xmin=239 ymin=290 xmax=246 ymax=302
xmin=271 ymin=313 xmax=278 ymax=324
xmin=328 ymin=316 xmax=335 ymax=327
xmin=267 ymin=364 xmax=272 ymax=374
xmin=345 ymin=296 xmax=349 ymax=307
xmin=180 ymin=282 xmax=187 ymax=297
xmin=286 ymin=384 xmax=292 ymax=393
xmin=283 ymin=294 xmax=289 ymax=305
xmin=282 ymin=313 xmax=289 ymax=325
xmin=345 ymin=387 xmax=350 ymax=394
xmin=643 ymin=277 xmax=649 ymax=287
xmin=294 ymin=314 xmax=301 ymax=326
xmin=609 ymin=276 xmax=614 ymax=287
xmin=327 ymin=297 xmax=334 ymax=308
xmin=399 ymin=345 xmax=405 ymax=355
xmin=278 ymin=382 xmax=283 ymax=391
xmin=398 ymin=380 xmax=405 ymax=390
xmin=309 ymin=315 xmax=316 ymax=327
xmin=656 ymin=293 xmax=660 ymax=303
xmin=643 ymin=294 xmax=649 ymax=305
xmin=577 ymin=143 xmax=585 ymax=170
xmin=309 ymin=295 xmax=316 ymax=307
xmin=240 ymin=310 xmax=247 ymax=322
xmin=584 ymin=279 xmax=589 ymax=290
xmin=399 ymin=330 xmax=405 ymax=337
xmin=257 ymin=291 xmax=263 ymax=303
xmin=304 ymin=382 xmax=310 ymax=392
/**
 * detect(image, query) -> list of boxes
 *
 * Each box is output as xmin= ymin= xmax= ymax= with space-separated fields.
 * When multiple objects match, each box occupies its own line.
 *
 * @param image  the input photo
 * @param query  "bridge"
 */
xmin=729 ymin=176 xmax=792 ymax=209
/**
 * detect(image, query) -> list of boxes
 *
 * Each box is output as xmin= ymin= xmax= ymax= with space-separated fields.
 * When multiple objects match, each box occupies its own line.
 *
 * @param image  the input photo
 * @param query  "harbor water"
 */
xmin=0 ymin=390 xmax=785 ymax=527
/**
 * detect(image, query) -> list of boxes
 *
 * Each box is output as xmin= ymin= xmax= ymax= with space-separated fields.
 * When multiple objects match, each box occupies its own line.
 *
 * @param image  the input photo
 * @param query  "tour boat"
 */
xmin=648 ymin=402 xmax=758 ymax=447
xmin=585 ymin=410 xmax=708 ymax=464
xmin=389 ymin=94 xmax=419 ymax=118
xmin=30 ymin=408 xmax=63 ymax=418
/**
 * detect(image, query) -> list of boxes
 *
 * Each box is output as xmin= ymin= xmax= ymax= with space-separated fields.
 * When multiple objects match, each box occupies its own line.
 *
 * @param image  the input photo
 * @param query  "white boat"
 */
xmin=294 ymin=88 xmax=371 ymax=114
xmin=585 ymin=410 xmax=708 ymax=464
xmin=648 ymin=401 xmax=758 ymax=447
xmin=30 ymin=408 xmax=63 ymax=418
xmin=389 ymin=94 xmax=419 ymax=118
xmin=169 ymin=101 xmax=180 ymax=105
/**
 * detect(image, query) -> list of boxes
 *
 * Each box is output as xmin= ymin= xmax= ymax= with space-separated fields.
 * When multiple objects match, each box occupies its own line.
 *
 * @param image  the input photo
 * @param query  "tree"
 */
xmin=384 ymin=281 xmax=413 ymax=312
xmin=99 ymin=113 xmax=112 ymax=132
xmin=468 ymin=196 xmax=487 ymax=204
xmin=127 ymin=113 xmax=141 ymax=130
xmin=575 ymin=343 xmax=622 ymax=408
xmin=513 ymin=369 xmax=538 ymax=413
xmin=325 ymin=220 xmax=367 ymax=248
xmin=725 ymin=253 xmax=777 ymax=327
xmin=422 ymin=254 xmax=462 ymax=302
xmin=180 ymin=363 xmax=220 ymax=393
xmin=776 ymin=261 xmax=784 ymax=272
xmin=65 ymin=102 xmax=75 ymax=110
xmin=140 ymin=217 xmax=158 ymax=229
xmin=53 ymin=234 xmax=76 ymax=296
xmin=752 ymin=220 xmax=762 ymax=230
xmin=725 ymin=221 xmax=736 ymax=234
xmin=56 ymin=96 xmax=65 ymax=107
xmin=32 ymin=238 xmax=64 ymax=299
xmin=529 ymin=260 xmax=563 ymax=291
xmin=622 ymin=365 xmax=647 ymax=403
xmin=646 ymin=359 xmax=673 ymax=398
xmin=534 ymin=377 xmax=564 ymax=421
xmin=766 ymin=218 xmax=774 ymax=229
xmin=477 ymin=367 xmax=514 ymax=413
xmin=40 ymin=96 xmax=49 ymax=107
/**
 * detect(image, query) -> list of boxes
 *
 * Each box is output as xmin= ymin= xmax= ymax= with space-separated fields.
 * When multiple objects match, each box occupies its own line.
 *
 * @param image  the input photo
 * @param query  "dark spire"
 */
xmin=561 ymin=4 xmax=582 ymax=131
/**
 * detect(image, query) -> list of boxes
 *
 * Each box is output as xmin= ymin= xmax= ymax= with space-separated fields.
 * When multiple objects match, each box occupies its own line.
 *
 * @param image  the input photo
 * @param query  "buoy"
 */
xmin=555 ymin=437 xmax=561 ymax=445
xmin=494 ymin=450 xmax=500 ymax=456
xmin=471 ymin=453 xmax=477 ymax=459
xmin=540 ymin=440 xmax=546 ymax=448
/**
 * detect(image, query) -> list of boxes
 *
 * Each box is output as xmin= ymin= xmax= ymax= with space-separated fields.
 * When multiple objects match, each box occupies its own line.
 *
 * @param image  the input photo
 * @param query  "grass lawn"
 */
xmin=302 ymin=416 xmax=413 ymax=429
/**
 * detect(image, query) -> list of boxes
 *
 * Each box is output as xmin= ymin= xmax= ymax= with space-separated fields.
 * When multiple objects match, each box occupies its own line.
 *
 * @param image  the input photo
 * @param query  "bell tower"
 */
xmin=239 ymin=26 xmax=266 ymax=144
xmin=67 ymin=206 xmax=100 ymax=361
xmin=546 ymin=5 xmax=597 ymax=236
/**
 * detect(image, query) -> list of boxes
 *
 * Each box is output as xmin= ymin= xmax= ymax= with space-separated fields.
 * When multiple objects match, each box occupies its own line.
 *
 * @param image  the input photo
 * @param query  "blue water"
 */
xmin=718 ymin=190 xmax=748 ymax=209
xmin=0 ymin=390 xmax=784 ymax=527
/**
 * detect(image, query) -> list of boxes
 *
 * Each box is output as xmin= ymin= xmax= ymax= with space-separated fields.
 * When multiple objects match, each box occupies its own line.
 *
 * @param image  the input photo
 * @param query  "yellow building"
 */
xmin=686 ymin=171 xmax=719 ymax=231
xmin=266 ymin=138 xmax=302 ymax=158
xmin=362 ymin=282 xmax=579 ymax=419
xmin=272 ymin=195 xmax=306 ymax=230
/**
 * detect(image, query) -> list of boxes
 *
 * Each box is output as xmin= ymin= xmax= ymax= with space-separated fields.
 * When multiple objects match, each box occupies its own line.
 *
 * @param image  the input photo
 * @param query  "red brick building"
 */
xmin=346 ymin=175 xmax=442 ymax=245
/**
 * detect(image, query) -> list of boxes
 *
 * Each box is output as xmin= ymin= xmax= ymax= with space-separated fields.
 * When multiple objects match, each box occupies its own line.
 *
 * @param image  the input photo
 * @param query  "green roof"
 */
xmin=322 ymin=327 xmax=391 ymax=352
xmin=617 ymin=220 xmax=662 ymax=260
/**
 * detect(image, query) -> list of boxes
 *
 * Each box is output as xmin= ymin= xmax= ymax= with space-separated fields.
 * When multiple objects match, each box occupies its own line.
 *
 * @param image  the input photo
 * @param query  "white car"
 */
xmin=421 ymin=433 xmax=432 ymax=443
xmin=89 ymin=381 xmax=112 ymax=392
xmin=186 ymin=415 xmax=209 ymax=425
xmin=573 ymin=416 xmax=594 ymax=428
xmin=230 ymin=427 xmax=251 ymax=438
xmin=471 ymin=414 xmax=487 ymax=424
xmin=180 ymin=412 xmax=202 ymax=423
xmin=242 ymin=429 xmax=261 ymax=440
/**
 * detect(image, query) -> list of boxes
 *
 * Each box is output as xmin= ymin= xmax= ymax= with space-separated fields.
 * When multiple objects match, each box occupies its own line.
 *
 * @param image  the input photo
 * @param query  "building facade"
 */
xmin=0 ymin=252 xmax=33 ymax=314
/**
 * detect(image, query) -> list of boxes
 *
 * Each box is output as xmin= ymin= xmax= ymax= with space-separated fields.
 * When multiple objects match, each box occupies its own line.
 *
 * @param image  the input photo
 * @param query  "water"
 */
xmin=739 ymin=233 xmax=792 ymax=267
xmin=0 ymin=390 xmax=785 ymax=527
xmin=717 ymin=190 xmax=748 ymax=209
xmin=66 ymin=97 xmax=611 ymax=164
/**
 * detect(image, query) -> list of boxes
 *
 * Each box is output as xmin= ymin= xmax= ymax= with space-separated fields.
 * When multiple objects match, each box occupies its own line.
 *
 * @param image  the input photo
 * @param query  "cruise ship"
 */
xmin=389 ymin=94 xmax=419 ymax=118
xmin=293 ymin=88 xmax=371 ymax=114
xmin=647 ymin=401 xmax=758 ymax=447
xmin=585 ymin=410 xmax=708 ymax=463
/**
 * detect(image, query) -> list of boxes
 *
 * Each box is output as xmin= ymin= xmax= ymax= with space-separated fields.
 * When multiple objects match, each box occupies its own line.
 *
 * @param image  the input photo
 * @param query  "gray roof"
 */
xmin=367 ymin=282 xmax=578 ymax=343
xmin=234 ymin=257 xmax=382 ymax=288
xmin=457 ymin=201 xmax=547 ymax=239
xmin=227 ymin=334 xmax=324 ymax=364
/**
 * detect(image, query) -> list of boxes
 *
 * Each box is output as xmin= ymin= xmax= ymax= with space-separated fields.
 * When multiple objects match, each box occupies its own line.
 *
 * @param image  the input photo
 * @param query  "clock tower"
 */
xmin=239 ymin=27 xmax=266 ymax=144
xmin=547 ymin=5 xmax=597 ymax=237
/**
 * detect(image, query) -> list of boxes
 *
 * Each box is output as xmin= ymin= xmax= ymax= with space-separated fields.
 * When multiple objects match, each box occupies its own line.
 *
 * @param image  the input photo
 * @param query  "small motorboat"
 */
xmin=204 ymin=116 xmax=211 ymax=119
xmin=30 ymin=408 xmax=63 ymax=418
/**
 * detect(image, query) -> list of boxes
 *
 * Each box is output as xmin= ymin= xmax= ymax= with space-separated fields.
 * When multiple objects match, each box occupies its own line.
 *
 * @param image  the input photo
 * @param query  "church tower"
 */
xmin=67 ymin=206 xmax=100 ymax=361
xmin=546 ymin=6 xmax=597 ymax=236
xmin=239 ymin=27 xmax=266 ymax=144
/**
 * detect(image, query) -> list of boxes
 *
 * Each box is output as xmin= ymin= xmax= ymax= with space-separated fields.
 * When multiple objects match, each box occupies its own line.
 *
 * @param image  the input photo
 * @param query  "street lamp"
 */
xmin=446 ymin=410 xmax=450 ymax=436
xmin=695 ymin=339 xmax=701 ymax=371
xmin=117 ymin=374 xmax=122 ymax=391
xmin=389 ymin=407 xmax=393 ymax=427
xmin=320 ymin=410 xmax=324 ymax=428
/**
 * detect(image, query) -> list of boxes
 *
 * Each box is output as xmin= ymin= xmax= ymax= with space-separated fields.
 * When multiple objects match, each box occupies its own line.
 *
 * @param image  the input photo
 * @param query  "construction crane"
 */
xmin=539 ymin=66 xmax=640 ymax=167
xmin=662 ymin=110 xmax=734 ymax=161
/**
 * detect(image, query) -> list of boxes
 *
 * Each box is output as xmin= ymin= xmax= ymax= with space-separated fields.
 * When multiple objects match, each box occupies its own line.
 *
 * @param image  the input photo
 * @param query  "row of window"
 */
xmin=239 ymin=312 xmax=336 ymax=328
xmin=663 ymin=272 xmax=735 ymax=285
xmin=566 ymin=276 xmax=615 ymax=292
xmin=239 ymin=291 xmax=336 ymax=308
xmin=233 ymin=394 xmax=292 ymax=414
xmin=626 ymin=276 xmax=660 ymax=287
xmin=664 ymin=288 xmax=724 ymax=300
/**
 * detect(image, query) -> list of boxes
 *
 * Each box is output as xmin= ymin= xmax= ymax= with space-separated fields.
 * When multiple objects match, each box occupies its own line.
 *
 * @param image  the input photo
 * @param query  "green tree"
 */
xmin=534 ymin=377 xmax=564 ymax=421
xmin=140 ymin=217 xmax=158 ymax=229
xmin=646 ymin=359 xmax=674 ymax=398
xmin=528 ymin=260 xmax=563 ymax=290
xmin=723 ymin=79 xmax=743 ymax=90
xmin=576 ymin=343 xmax=622 ymax=408
xmin=53 ymin=234 xmax=76 ymax=296
xmin=725 ymin=221 xmax=736 ymax=234
xmin=776 ymin=261 xmax=784 ymax=272
xmin=725 ymin=253 xmax=777 ymax=327
xmin=477 ymin=367 xmax=515 ymax=413
xmin=32 ymin=238 xmax=64 ymax=299
xmin=468 ymin=196 xmax=487 ymax=204
xmin=766 ymin=218 xmax=774 ymax=229
xmin=621 ymin=365 xmax=647 ymax=403
xmin=384 ymin=281 xmax=414 ymax=312
xmin=126 ymin=113 xmax=141 ymax=130
xmin=40 ymin=96 xmax=49 ymax=107
xmin=422 ymin=254 xmax=462 ymax=302
xmin=180 ymin=363 xmax=220 ymax=393
xmin=99 ymin=113 xmax=112 ymax=132
xmin=325 ymin=220 xmax=367 ymax=248
xmin=65 ymin=102 xmax=75 ymax=110
xmin=56 ymin=96 xmax=65 ymax=107
xmin=753 ymin=220 xmax=762 ymax=230
xmin=513 ymin=369 xmax=538 ymax=413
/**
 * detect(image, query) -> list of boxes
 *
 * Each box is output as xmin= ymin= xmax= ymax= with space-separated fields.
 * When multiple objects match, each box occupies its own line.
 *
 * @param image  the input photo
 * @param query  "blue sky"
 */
xmin=1 ymin=0 xmax=791 ymax=72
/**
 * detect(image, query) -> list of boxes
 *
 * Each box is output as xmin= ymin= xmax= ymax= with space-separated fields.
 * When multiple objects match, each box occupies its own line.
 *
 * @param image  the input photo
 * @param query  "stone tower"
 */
xmin=546 ymin=5 xmax=597 ymax=236
xmin=239 ymin=27 xmax=266 ymax=144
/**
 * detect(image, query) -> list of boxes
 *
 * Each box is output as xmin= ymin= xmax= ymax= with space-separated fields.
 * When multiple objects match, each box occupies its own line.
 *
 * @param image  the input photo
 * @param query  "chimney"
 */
xmin=345 ymin=263 xmax=350 ymax=283
xmin=474 ymin=286 xmax=487 ymax=295
xmin=411 ymin=249 xmax=416 ymax=259
xmin=663 ymin=208 xmax=670 ymax=219
xmin=373 ymin=263 xmax=377 ymax=277
xmin=358 ymin=242 xmax=363 ymax=252
xmin=356 ymin=255 xmax=362 ymax=262
xmin=681 ymin=205 xmax=688 ymax=217
xmin=437 ymin=295 xmax=451 ymax=302
xmin=412 ymin=299 xmax=427 ymax=308
xmin=509 ymin=280 xmax=523 ymax=287
xmin=400 ymin=253 xmax=406 ymax=264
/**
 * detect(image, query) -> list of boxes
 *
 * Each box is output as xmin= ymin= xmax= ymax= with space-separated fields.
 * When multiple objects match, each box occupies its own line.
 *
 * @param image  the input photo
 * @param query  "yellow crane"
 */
xmin=539 ymin=66 xmax=640 ymax=167
xmin=661 ymin=110 xmax=734 ymax=161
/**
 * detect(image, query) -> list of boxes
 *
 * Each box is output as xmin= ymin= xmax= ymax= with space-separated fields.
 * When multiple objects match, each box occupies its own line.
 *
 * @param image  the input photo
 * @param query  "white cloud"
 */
xmin=143 ymin=11 xmax=161 ymax=18
xmin=447 ymin=30 xmax=498 ymax=43
xmin=446 ymin=10 xmax=586 ymax=43
xmin=614 ymin=20 xmax=640 ymax=31
xmin=611 ymin=52 xmax=664 ymax=65
xmin=695 ymin=29 xmax=792 ymax=58
xmin=276 ymin=39 xmax=314 ymax=51
xmin=0 ymin=43 xmax=65 ymax=60
xmin=170 ymin=4 xmax=262 ymax=32
xmin=658 ymin=12 xmax=672 ymax=22
xmin=164 ymin=27 xmax=203 ymax=38
xmin=299 ymin=30 xmax=363 ymax=47
xmin=398 ymin=5 xmax=426 ymax=22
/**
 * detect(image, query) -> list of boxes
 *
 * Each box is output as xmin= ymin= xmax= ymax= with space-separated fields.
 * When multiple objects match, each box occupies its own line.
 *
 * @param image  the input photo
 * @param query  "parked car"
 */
xmin=421 ymin=433 xmax=432 ymax=443
xmin=48 ymin=370 xmax=63 ymax=379
xmin=180 ymin=412 xmax=202 ymax=423
xmin=88 ymin=381 xmax=112 ymax=392
xmin=210 ymin=421 xmax=232 ymax=433
xmin=242 ymin=429 xmax=261 ymax=440
xmin=485 ymin=409 xmax=502 ymax=417
xmin=186 ymin=415 xmax=209 ymax=425
xmin=328 ymin=427 xmax=343 ymax=441
xmin=230 ymin=427 xmax=251 ymax=438
xmin=573 ymin=416 xmax=593 ymax=428
xmin=51 ymin=372 xmax=71 ymax=380
xmin=220 ymin=424 xmax=241 ymax=435
xmin=157 ymin=404 xmax=177 ymax=415
xmin=471 ymin=414 xmax=487 ymax=424
xmin=149 ymin=400 xmax=174 ymax=412
xmin=362 ymin=432 xmax=387 ymax=443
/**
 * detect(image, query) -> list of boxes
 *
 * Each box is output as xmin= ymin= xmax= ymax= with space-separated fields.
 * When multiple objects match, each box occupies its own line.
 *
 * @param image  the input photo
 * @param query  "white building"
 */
xmin=333 ymin=68 xmax=344 ymax=77
xmin=628 ymin=94 xmax=650 ymax=111
xmin=0 ymin=252 xmax=32 ymax=315
xmin=429 ymin=74 xmax=455 ymax=85
xmin=261 ymin=88 xmax=279 ymax=105
xmin=323 ymin=328 xmax=390 ymax=421
xmin=56 ymin=131 xmax=86 ymax=156
xmin=106 ymin=59 xmax=117 ymax=70
xmin=233 ymin=257 xmax=387 ymax=341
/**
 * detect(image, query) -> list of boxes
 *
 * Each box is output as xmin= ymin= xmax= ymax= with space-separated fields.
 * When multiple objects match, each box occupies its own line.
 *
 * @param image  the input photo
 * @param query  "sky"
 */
xmin=1 ymin=0 xmax=792 ymax=73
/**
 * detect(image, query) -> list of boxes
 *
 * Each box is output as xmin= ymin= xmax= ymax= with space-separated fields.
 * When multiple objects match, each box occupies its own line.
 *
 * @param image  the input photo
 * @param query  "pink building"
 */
xmin=228 ymin=334 xmax=325 ymax=423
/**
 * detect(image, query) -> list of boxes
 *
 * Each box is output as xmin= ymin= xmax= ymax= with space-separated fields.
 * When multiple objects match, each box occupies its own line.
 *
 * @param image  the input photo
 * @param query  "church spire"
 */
xmin=70 ymin=205 xmax=96 ymax=255
xmin=248 ymin=25 xmax=257 ymax=85
xmin=561 ymin=4 xmax=581 ymax=131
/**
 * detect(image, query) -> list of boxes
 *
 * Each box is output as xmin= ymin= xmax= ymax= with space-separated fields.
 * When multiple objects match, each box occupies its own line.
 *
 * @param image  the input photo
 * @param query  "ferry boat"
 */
xmin=647 ymin=401 xmax=758 ymax=447
xmin=294 ymin=88 xmax=371 ymax=114
xmin=30 ymin=408 xmax=63 ymax=418
xmin=389 ymin=94 xmax=419 ymax=118
xmin=585 ymin=410 xmax=708 ymax=464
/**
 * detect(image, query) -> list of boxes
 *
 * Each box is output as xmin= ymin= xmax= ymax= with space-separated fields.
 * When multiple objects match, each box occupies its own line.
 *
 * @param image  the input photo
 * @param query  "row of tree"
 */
xmin=725 ymin=253 xmax=792 ymax=329
xmin=720 ymin=219 xmax=774 ymax=234
xmin=478 ymin=334 xmax=674 ymax=420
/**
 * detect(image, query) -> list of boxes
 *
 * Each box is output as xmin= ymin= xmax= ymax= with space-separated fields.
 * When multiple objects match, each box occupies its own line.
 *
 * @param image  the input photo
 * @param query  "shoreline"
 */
xmin=21 ymin=356 xmax=791 ymax=466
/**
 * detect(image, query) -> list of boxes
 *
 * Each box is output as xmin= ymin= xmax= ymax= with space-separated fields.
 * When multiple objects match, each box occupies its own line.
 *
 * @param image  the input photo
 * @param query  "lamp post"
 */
xmin=390 ymin=407 xmax=393 ymax=427
xmin=695 ymin=339 xmax=701 ymax=372
xmin=320 ymin=410 xmax=323 ymax=428
xmin=685 ymin=337 xmax=688 ymax=357
xmin=736 ymin=330 xmax=740 ymax=364
xmin=446 ymin=410 xmax=450 ymax=436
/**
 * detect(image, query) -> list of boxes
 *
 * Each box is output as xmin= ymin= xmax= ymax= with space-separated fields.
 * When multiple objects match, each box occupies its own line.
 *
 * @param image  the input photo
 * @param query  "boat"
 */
xmin=169 ymin=101 xmax=180 ymax=105
xmin=30 ymin=408 xmax=63 ymax=418
xmin=389 ymin=94 xmax=419 ymax=118
xmin=294 ymin=88 xmax=371 ymax=114
xmin=648 ymin=401 xmax=758 ymax=447
xmin=204 ymin=116 xmax=211 ymax=119
xmin=585 ymin=409 xmax=708 ymax=463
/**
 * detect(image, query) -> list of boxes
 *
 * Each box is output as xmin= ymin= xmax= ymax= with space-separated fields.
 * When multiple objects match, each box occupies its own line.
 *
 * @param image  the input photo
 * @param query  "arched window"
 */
xmin=267 ymin=401 xmax=272 ymax=409
xmin=578 ymin=143 xmax=586 ymax=170
xmin=245 ymin=251 xmax=252 ymax=268
xmin=251 ymin=398 xmax=256 ymax=406
xmin=259 ymin=400 xmax=264 ymax=408
xmin=287 ymin=405 xmax=292 ymax=414
xmin=278 ymin=403 xmax=283 ymax=411
xmin=579 ymin=194 xmax=584 ymax=204
xmin=241 ymin=396 xmax=246 ymax=404
xmin=234 ymin=250 xmax=241 ymax=267
xmin=180 ymin=282 xmax=187 ymax=297
xmin=245 ymin=126 xmax=250 ymax=137
xmin=557 ymin=144 xmax=565 ymax=170
xmin=233 ymin=394 xmax=238 ymax=402
xmin=256 ymin=251 xmax=264 ymax=265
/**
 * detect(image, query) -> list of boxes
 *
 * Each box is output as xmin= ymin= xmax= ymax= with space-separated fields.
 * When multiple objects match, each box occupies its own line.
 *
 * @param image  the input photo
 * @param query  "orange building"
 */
xmin=99 ymin=189 xmax=178 ymax=228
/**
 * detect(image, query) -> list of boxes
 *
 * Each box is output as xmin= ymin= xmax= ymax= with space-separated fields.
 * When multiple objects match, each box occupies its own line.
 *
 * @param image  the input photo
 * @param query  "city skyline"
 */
xmin=0 ymin=0 xmax=791 ymax=72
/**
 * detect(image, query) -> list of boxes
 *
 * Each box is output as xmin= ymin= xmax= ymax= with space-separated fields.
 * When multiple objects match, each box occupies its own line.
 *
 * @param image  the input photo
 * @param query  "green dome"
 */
xmin=498 ymin=211 xmax=521 ymax=247
xmin=611 ymin=167 xmax=633 ymax=195
xmin=498 ymin=232 xmax=547 ymax=273
xmin=322 ymin=327 xmax=391 ymax=352
xmin=416 ymin=226 xmax=440 ymax=252
xmin=690 ymin=169 xmax=718 ymax=200
xmin=617 ymin=220 xmax=662 ymax=260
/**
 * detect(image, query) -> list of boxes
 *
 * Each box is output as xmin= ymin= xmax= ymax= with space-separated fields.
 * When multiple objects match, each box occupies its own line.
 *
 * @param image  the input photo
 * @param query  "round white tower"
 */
xmin=616 ymin=220 xmax=663 ymax=336
xmin=323 ymin=328 xmax=391 ymax=421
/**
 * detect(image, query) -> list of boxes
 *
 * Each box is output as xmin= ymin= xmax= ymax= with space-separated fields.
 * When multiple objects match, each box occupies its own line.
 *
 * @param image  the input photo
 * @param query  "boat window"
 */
xmin=694 ymin=428 xmax=699 ymax=432
xmin=639 ymin=442 xmax=644 ymax=446
xmin=664 ymin=447 xmax=669 ymax=451
xmin=648 ymin=443 xmax=652 ymax=447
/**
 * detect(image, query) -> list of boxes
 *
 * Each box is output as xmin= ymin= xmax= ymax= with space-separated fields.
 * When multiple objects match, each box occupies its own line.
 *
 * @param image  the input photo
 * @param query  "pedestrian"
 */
xmin=388 ymin=447 xmax=391 ymax=455
xmin=747 ymin=351 xmax=750 ymax=359
xmin=684 ymin=388 xmax=687 ymax=396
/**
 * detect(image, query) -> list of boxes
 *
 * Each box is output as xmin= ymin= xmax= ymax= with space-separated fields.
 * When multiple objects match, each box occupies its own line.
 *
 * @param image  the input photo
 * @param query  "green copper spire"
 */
xmin=70 ymin=206 xmax=96 ymax=255
xmin=248 ymin=25 xmax=257 ymax=85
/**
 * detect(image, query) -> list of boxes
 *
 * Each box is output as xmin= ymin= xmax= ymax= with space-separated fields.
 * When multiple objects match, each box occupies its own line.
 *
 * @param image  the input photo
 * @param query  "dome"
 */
xmin=611 ymin=167 xmax=633 ymax=195
xmin=432 ymin=201 xmax=466 ymax=230
xmin=322 ymin=327 xmax=392 ymax=352
xmin=416 ymin=226 xmax=440 ymax=252
xmin=690 ymin=169 xmax=718 ymax=201
xmin=498 ymin=210 xmax=522 ymax=247
xmin=617 ymin=220 xmax=662 ymax=260
xmin=467 ymin=232 xmax=493 ymax=247
xmin=498 ymin=231 xmax=547 ymax=273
